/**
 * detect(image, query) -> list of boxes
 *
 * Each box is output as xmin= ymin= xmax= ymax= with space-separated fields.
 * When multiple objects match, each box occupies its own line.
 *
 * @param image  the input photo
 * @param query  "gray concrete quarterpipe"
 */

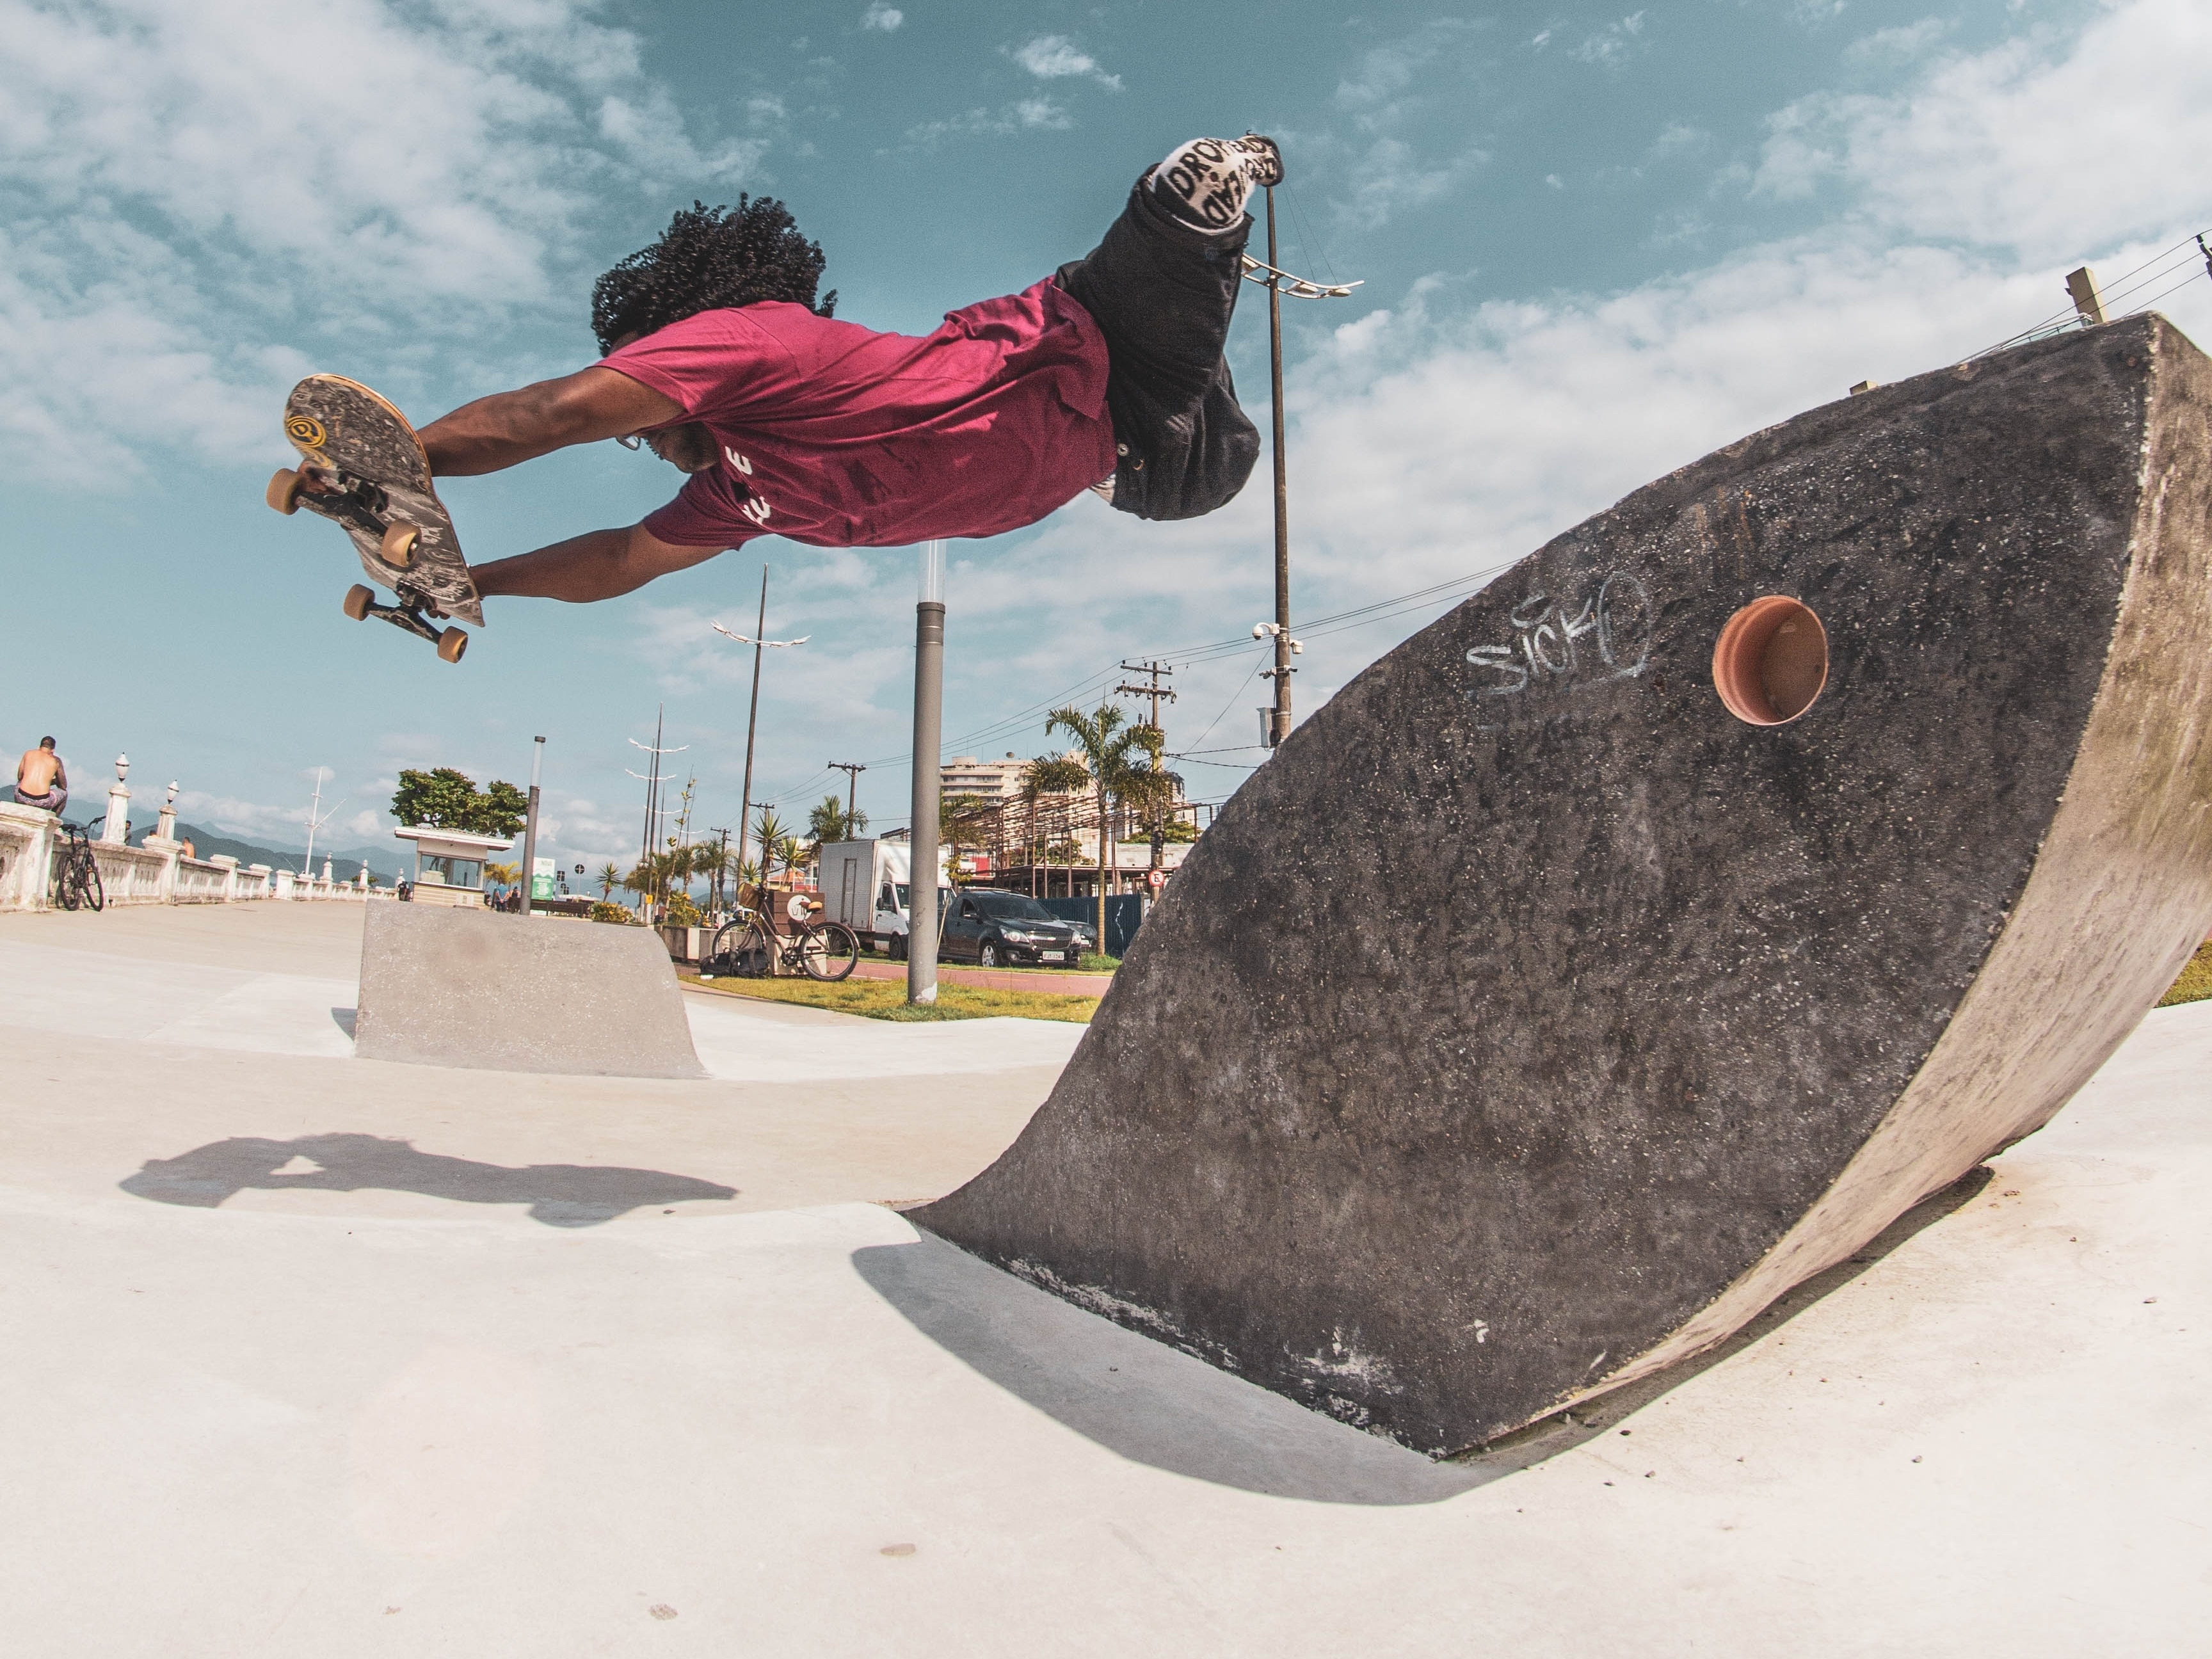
xmin=916 ymin=315 xmax=2212 ymax=1455
xmin=355 ymin=903 xmax=705 ymax=1078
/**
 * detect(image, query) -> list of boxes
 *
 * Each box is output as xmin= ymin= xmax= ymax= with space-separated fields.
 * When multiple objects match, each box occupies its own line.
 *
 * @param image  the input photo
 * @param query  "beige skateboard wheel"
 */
xmin=342 ymin=584 xmax=375 ymax=621
xmin=437 ymin=627 xmax=469 ymax=664
xmin=379 ymin=522 xmax=420 ymax=568
xmin=266 ymin=468 xmax=304 ymax=515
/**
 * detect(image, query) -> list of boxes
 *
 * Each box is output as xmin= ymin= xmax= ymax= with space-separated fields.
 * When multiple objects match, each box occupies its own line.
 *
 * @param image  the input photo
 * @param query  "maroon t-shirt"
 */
xmin=602 ymin=279 xmax=1117 ymax=550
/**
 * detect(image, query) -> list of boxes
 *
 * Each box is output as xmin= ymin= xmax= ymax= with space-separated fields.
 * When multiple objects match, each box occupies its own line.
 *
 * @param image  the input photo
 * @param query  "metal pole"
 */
xmin=520 ymin=736 xmax=545 ymax=915
xmin=909 ymin=540 xmax=946 ymax=1006
xmin=1266 ymin=188 xmax=1292 ymax=748
xmin=735 ymin=565 xmax=769 ymax=895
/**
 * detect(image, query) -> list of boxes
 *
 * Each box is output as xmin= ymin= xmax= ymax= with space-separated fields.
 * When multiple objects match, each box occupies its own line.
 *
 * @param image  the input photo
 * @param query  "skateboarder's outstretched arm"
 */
xmin=418 ymin=366 xmax=687 ymax=476
xmin=471 ymin=524 xmax=720 ymax=604
xmin=420 ymin=365 xmax=728 ymax=603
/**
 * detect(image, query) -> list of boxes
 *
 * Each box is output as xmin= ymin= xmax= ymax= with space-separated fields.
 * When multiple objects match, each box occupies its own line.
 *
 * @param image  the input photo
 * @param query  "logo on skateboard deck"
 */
xmin=285 ymin=415 xmax=326 ymax=448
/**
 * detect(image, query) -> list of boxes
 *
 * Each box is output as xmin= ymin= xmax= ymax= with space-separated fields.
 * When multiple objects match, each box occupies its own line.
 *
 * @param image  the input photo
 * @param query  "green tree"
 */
xmin=390 ymin=767 xmax=527 ymax=837
xmin=1044 ymin=704 xmax=1162 ymax=947
xmin=597 ymin=861 xmax=621 ymax=900
xmin=938 ymin=792 xmax=995 ymax=885
xmin=808 ymin=794 xmax=869 ymax=851
xmin=1018 ymin=753 xmax=1091 ymax=891
xmin=753 ymin=807 xmax=791 ymax=889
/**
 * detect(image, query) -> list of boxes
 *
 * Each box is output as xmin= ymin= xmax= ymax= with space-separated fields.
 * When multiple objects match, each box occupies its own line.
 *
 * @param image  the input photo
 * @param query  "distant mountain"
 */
xmin=138 ymin=822 xmax=403 ymax=885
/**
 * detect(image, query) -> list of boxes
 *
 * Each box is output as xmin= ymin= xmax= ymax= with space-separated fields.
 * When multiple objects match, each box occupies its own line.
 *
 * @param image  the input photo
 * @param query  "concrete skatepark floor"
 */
xmin=0 ymin=904 xmax=2205 ymax=1654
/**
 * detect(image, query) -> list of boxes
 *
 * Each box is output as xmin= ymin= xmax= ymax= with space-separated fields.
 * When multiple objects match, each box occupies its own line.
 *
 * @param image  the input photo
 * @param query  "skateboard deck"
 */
xmin=267 ymin=376 xmax=484 ymax=659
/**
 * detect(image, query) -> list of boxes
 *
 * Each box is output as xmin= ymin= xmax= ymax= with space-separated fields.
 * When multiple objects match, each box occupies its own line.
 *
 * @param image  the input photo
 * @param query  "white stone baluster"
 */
xmin=102 ymin=754 xmax=131 ymax=844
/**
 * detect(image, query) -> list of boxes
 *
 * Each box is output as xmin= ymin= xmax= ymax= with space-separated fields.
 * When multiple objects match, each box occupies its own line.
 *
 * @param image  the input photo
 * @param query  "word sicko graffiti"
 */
xmin=1464 ymin=572 xmax=1654 ymax=725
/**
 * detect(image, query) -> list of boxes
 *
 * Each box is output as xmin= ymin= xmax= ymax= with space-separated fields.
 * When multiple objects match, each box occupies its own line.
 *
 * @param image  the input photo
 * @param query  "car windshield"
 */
xmin=971 ymin=894 xmax=1057 ymax=922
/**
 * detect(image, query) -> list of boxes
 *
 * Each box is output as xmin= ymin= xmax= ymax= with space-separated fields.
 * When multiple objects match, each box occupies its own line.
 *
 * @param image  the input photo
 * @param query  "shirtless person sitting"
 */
xmin=410 ymin=135 xmax=1282 ymax=604
xmin=13 ymin=737 xmax=67 ymax=814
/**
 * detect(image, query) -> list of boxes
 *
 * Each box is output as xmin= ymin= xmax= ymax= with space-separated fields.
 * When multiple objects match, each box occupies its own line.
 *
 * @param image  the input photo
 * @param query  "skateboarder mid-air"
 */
xmin=408 ymin=135 xmax=1283 ymax=606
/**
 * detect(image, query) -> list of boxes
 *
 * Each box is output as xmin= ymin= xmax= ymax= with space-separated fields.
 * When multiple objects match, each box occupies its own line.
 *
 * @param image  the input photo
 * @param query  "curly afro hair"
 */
xmin=591 ymin=196 xmax=836 ymax=353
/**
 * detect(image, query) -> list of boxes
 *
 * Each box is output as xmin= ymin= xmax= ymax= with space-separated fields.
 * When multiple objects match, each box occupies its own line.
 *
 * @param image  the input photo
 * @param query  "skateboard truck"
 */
xmin=269 ymin=465 xmax=467 ymax=663
xmin=342 ymin=582 xmax=468 ymax=662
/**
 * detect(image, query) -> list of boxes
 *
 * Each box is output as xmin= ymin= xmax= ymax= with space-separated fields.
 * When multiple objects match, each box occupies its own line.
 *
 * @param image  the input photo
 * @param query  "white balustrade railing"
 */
xmin=0 ymin=801 xmax=377 ymax=913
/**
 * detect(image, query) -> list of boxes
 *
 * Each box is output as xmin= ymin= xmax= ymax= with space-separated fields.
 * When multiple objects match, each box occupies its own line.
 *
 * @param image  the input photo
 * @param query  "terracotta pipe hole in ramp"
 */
xmin=1713 ymin=596 xmax=1828 ymax=725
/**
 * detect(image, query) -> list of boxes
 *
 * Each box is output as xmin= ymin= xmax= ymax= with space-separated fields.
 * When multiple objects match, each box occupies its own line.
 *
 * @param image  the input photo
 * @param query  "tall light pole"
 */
xmin=1241 ymin=190 xmax=1361 ymax=748
xmin=1265 ymin=188 xmax=1291 ymax=748
xmin=625 ymin=720 xmax=687 ymax=920
xmin=712 ymin=577 xmax=810 ymax=890
xmin=520 ymin=735 xmax=545 ymax=915
xmin=908 ymin=539 xmax=946 ymax=1006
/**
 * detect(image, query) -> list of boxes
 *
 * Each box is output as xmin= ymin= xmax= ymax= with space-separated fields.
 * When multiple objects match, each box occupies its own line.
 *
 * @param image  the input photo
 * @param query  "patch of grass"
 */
xmin=683 ymin=973 xmax=1096 ymax=1023
xmin=2158 ymin=940 xmax=2212 ymax=1007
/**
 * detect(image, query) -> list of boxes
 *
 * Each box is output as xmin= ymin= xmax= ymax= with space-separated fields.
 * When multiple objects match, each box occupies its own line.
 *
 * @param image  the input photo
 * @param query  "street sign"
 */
xmin=531 ymin=856 xmax=557 ymax=900
xmin=1148 ymin=869 xmax=1166 ymax=891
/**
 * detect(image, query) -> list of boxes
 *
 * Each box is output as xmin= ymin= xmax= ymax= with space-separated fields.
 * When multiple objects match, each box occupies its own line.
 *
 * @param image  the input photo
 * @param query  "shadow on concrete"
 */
xmin=856 ymin=1166 xmax=1994 ymax=1504
xmin=120 ymin=1133 xmax=737 ymax=1228
xmin=853 ymin=1230 xmax=1487 ymax=1506
xmin=331 ymin=1007 xmax=357 ymax=1038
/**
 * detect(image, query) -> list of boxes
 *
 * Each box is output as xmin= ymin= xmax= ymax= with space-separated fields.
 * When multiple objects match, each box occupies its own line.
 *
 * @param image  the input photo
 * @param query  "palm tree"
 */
xmin=938 ymin=792 xmax=994 ymax=885
xmin=807 ymin=794 xmax=869 ymax=851
xmin=1045 ymin=703 xmax=1162 ymax=952
xmin=753 ymin=807 xmax=790 ymax=891
xmin=1018 ymin=753 xmax=1091 ymax=895
xmin=598 ymin=861 xmax=621 ymax=901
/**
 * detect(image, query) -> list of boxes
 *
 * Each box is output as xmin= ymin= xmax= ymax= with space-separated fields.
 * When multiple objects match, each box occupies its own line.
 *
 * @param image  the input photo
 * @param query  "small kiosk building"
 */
xmin=393 ymin=826 xmax=515 ymax=909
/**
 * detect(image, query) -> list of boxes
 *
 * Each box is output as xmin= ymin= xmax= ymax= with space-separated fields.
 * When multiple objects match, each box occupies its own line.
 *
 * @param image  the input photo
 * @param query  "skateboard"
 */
xmin=266 ymin=376 xmax=483 ymax=662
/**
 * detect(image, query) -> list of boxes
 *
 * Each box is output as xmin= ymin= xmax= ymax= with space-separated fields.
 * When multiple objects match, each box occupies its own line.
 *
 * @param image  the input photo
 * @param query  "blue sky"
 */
xmin=3 ymin=0 xmax=2208 ymax=872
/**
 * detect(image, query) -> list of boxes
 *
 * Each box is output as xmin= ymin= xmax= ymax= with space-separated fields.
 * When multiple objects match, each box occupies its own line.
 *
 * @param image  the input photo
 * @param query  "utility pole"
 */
xmin=1265 ymin=186 xmax=1292 ymax=749
xmin=1240 ymin=180 xmax=1359 ymax=749
xmin=828 ymin=761 xmax=866 ymax=833
xmin=735 ymin=566 xmax=768 ymax=884
xmin=1113 ymin=660 xmax=1178 ymax=730
xmin=909 ymin=540 xmax=946 ymax=1006
xmin=711 ymin=567 xmax=810 ymax=887
xmin=520 ymin=735 xmax=545 ymax=916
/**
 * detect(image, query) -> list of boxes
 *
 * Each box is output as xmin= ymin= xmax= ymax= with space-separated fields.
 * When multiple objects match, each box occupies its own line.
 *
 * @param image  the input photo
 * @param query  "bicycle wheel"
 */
xmin=801 ymin=921 xmax=860 ymax=982
xmin=54 ymin=854 xmax=80 ymax=911
xmin=79 ymin=853 xmax=103 ymax=913
xmin=723 ymin=921 xmax=774 ymax=978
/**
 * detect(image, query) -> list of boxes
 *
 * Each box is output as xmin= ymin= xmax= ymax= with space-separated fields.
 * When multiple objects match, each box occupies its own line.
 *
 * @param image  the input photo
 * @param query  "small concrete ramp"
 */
xmin=355 ymin=904 xmax=705 ymax=1078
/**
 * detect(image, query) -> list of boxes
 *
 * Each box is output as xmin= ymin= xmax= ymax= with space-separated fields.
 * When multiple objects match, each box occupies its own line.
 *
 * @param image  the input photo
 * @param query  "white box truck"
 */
xmin=816 ymin=840 xmax=951 ymax=959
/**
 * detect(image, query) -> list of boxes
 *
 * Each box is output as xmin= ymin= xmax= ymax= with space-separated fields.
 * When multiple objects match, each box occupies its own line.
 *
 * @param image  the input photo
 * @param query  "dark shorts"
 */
xmin=1057 ymin=179 xmax=1260 ymax=522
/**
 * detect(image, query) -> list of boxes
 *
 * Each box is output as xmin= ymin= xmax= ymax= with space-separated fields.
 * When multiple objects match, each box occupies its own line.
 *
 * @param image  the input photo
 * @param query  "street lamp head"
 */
xmin=1252 ymin=622 xmax=1269 ymax=639
xmin=115 ymin=753 xmax=129 ymax=781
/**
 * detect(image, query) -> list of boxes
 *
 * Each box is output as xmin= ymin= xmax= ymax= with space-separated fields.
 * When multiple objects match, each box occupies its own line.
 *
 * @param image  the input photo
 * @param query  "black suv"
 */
xmin=941 ymin=889 xmax=1089 ymax=967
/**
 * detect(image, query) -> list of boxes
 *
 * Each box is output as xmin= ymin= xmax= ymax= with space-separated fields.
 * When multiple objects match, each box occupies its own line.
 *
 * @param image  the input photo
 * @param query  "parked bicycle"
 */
xmin=703 ymin=894 xmax=859 ymax=982
xmin=51 ymin=817 xmax=105 ymax=913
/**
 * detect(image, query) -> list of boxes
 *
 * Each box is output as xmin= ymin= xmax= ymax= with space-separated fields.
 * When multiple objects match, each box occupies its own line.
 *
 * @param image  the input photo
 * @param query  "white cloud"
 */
xmin=862 ymin=3 xmax=902 ymax=31
xmin=1571 ymin=12 xmax=1648 ymax=68
xmin=0 ymin=0 xmax=774 ymax=484
xmin=1326 ymin=19 xmax=1491 ymax=230
xmin=902 ymin=98 xmax=1070 ymax=146
xmin=1753 ymin=0 xmax=2212 ymax=262
xmin=1845 ymin=17 xmax=1953 ymax=64
xmin=1008 ymin=35 xmax=1121 ymax=90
